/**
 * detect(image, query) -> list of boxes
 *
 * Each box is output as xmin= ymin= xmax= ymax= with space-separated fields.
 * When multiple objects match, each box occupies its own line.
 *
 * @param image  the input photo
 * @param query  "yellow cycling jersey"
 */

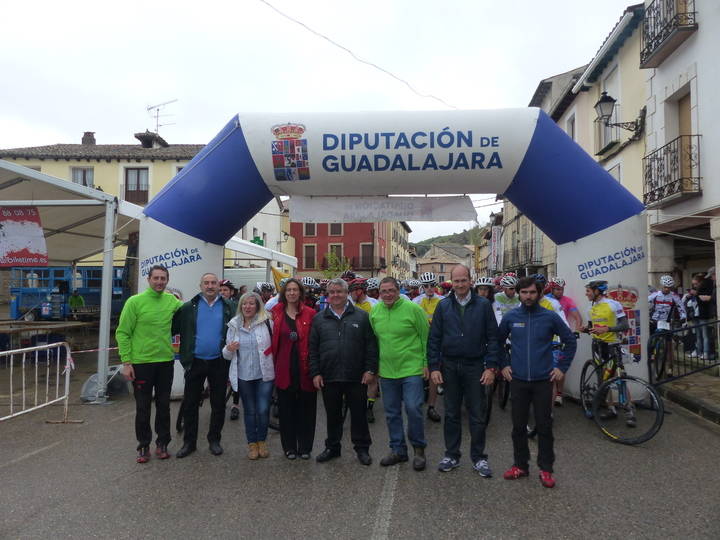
xmin=354 ymin=297 xmax=378 ymax=313
xmin=588 ymin=297 xmax=626 ymax=343
xmin=415 ymin=295 xmax=443 ymax=323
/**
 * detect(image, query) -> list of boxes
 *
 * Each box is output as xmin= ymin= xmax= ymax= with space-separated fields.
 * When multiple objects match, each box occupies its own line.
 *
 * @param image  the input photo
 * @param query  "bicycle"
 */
xmin=647 ymin=321 xmax=685 ymax=380
xmin=580 ymin=339 xmax=664 ymax=445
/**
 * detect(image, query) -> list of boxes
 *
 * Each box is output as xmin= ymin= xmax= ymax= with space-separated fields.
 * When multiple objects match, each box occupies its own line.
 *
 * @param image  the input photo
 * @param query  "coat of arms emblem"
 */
xmin=271 ymin=123 xmax=310 ymax=181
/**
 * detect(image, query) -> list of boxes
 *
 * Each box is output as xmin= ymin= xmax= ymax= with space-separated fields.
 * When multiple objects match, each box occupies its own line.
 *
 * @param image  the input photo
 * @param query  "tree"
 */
xmin=321 ymin=251 xmax=351 ymax=279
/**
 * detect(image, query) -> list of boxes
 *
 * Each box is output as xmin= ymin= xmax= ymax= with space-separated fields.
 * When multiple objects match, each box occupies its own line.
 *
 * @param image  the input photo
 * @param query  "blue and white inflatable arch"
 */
xmin=140 ymin=108 xmax=649 ymax=394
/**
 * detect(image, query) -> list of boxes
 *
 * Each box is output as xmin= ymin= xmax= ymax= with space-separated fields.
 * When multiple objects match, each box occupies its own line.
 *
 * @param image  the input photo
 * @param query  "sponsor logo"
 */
xmin=271 ymin=123 xmax=310 ymax=182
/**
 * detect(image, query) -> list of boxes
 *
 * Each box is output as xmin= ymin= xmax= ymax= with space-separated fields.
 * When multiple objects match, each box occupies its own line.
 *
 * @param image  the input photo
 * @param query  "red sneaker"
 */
xmin=539 ymin=470 xmax=556 ymax=488
xmin=503 ymin=466 xmax=529 ymax=480
xmin=155 ymin=444 xmax=170 ymax=459
xmin=137 ymin=447 xmax=150 ymax=464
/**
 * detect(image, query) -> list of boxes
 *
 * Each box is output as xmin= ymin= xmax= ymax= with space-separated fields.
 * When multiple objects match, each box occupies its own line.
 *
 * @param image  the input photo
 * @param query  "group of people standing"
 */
xmin=117 ymin=263 xmax=584 ymax=489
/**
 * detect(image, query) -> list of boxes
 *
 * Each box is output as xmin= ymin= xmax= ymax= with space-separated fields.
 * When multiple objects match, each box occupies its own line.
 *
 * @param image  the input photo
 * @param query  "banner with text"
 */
xmin=0 ymin=206 xmax=48 ymax=267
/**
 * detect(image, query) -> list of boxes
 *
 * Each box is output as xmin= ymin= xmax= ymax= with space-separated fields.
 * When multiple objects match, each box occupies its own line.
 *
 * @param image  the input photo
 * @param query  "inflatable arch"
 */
xmin=138 ymin=108 xmax=650 ymax=395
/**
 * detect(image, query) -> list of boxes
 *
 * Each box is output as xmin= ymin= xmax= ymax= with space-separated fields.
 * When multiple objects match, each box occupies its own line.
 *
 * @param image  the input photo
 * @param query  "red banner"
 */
xmin=0 ymin=206 xmax=48 ymax=266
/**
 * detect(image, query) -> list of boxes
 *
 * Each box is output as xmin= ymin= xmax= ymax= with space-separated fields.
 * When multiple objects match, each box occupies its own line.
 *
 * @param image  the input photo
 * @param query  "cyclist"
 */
xmin=580 ymin=280 xmax=634 ymax=426
xmin=264 ymin=280 xmax=284 ymax=311
xmin=349 ymin=278 xmax=379 ymax=313
xmin=301 ymin=276 xmax=320 ymax=309
xmin=316 ymin=279 xmax=330 ymax=311
xmin=649 ymin=275 xmax=687 ymax=375
xmin=546 ymin=277 xmax=582 ymax=405
xmin=414 ymin=271 xmax=445 ymax=422
xmin=474 ymin=276 xmax=495 ymax=303
xmin=407 ymin=279 xmax=422 ymax=300
xmin=493 ymin=274 xmax=520 ymax=325
xmin=366 ymin=277 xmax=380 ymax=300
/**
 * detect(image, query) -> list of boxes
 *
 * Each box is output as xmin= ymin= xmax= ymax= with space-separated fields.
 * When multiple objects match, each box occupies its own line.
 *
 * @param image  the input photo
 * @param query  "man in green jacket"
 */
xmin=369 ymin=277 xmax=429 ymax=471
xmin=172 ymin=272 xmax=235 ymax=458
xmin=117 ymin=265 xmax=182 ymax=463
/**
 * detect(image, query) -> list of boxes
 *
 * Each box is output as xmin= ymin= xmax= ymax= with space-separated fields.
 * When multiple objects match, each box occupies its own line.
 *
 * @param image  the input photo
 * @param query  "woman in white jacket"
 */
xmin=223 ymin=292 xmax=275 ymax=459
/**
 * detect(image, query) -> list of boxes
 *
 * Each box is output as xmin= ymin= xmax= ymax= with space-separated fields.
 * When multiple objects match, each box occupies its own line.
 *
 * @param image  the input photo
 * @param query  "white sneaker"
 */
xmin=688 ymin=351 xmax=699 ymax=358
xmin=554 ymin=394 xmax=563 ymax=407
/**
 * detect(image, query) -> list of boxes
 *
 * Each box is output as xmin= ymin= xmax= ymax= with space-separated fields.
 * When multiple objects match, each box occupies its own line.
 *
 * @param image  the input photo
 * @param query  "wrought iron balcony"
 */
xmin=502 ymin=241 xmax=543 ymax=270
xmin=641 ymin=0 xmax=698 ymax=68
xmin=643 ymin=134 xmax=701 ymax=208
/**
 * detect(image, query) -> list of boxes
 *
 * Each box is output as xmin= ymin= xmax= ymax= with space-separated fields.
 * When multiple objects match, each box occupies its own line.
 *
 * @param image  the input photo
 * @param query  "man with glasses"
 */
xmin=369 ymin=277 xmax=430 ymax=471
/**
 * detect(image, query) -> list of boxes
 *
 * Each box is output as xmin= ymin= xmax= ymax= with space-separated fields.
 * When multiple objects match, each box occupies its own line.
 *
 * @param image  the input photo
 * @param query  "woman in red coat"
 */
xmin=270 ymin=278 xmax=317 ymax=459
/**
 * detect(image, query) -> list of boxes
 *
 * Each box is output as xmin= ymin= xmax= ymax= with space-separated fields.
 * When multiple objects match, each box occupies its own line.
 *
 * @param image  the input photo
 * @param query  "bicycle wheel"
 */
xmin=592 ymin=375 xmax=664 ymax=445
xmin=484 ymin=381 xmax=495 ymax=424
xmin=497 ymin=377 xmax=510 ymax=410
xmin=579 ymin=359 xmax=604 ymax=419
xmin=648 ymin=333 xmax=667 ymax=381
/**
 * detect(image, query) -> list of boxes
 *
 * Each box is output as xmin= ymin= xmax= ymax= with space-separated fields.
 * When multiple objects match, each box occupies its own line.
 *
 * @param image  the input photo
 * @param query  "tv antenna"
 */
xmin=147 ymin=99 xmax=178 ymax=133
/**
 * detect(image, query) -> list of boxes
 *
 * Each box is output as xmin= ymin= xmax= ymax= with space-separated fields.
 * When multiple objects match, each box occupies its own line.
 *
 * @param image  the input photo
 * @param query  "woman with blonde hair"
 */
xmin=223 ymin=292 xmax=275 ymax=459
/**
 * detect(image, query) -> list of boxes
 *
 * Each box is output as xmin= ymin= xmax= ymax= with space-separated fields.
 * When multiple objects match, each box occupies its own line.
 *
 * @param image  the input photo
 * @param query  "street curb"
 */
xmin=657 ymin=386 xmax=720 ymax=425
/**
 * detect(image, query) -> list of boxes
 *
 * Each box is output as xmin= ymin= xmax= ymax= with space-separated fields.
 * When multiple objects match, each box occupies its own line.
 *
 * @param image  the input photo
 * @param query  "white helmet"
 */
xmin=301 ymin=276 xmax=318 ymax=289
xmin=549 ymin=277 xmax=566 ymax=288
xmin=408 ymin=279 xmax=421 ymax=288
xmin=475 ymin=276 xmax=495 ymax=287
xmin=419 ymin=272 xmax=437 ymax=285
xmin=499 ymin=275 xmax=518 ymax=288
xmin=366 ymin=277 xmax=380 ymax=290
xmin=660 ymin=275 xmax=675 ymax=288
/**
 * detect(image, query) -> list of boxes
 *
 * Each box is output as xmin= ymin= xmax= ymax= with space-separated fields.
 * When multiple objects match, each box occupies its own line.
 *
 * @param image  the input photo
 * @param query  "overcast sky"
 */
xmin=1 ymin=0 xmax=636 ymax=241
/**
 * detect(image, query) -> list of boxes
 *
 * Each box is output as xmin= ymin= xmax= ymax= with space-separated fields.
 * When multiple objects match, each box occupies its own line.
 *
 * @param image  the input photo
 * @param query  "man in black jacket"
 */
xmin=428 ymin=265 xmax=501 ymax=477
xmin=310 ymin=278 xmax=378 ymax=465
xmin=172 ymin=273 xmax=235 ymax=458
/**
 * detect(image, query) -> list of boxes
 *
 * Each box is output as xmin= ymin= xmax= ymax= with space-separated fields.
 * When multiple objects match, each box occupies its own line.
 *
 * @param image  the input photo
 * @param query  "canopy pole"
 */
xmin=94 ymin=198 xmax=117 ymax=402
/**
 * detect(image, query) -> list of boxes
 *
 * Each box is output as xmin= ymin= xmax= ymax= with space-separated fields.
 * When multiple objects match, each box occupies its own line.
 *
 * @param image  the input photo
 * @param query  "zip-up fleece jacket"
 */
xmin=116 ymin=287 xmax=182 ymax=364
xmin=497 ymin=303 xmax=577 ymax=381
xmin=427 ymin=292 xmax=501 ymax=372
xmin=172 ymin=294 xmax=235 ymax=370
xmin=308 ymin=302 xmax=378 ymax=382
xmin=369 ymin=297 xmax=428 ymax=379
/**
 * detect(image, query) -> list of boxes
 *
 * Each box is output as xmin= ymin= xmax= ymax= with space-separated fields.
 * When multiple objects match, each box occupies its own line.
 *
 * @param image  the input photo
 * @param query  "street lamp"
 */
xmin=594 ymin=91 xmax=644 ymax=132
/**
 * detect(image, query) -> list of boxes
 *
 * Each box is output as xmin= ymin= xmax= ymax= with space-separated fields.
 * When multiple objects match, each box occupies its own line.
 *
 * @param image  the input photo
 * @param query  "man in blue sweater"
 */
xmin=498 ymin=276 xmax=576 ymax=488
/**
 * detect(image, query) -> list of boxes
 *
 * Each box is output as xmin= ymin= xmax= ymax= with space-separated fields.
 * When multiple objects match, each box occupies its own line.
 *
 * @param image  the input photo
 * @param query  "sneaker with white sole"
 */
xmin=473 ymin=458 xmax=492 ymax=477
xmin=437 ymin=456 xmax=460 ymax=472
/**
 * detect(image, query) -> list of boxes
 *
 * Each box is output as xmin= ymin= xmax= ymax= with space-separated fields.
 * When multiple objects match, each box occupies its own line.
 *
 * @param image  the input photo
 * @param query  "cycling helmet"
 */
xmin=500 ymin=275 xmax=518 ymax=288
xmin=366 ymin=277 xmax=380 ymax=290
xmin=504 ymin=272 xmax=517 ymax=277
xmin=419 ymin=272 xmax=437 ymax=285
xmin=475 ymin=276 xmax=495 ymax=287
xmin=659 ymin=275 xmax=675 ymax=288
xmin=408 ymin=279 xmax=421 ymax=288
xmin=341 ymin=270 xmax=356 ymax=281
xmin=349 ymin=278 xmax=368 ymax=291
xmin=278 ymin=277 xmax=290 ymax=288
xmin=532 ymin=273 xmax=547 ymax=286
xmin=260 ymin=282 xmax=275 ymax=292
xmin=549 ymin=277 xmax=566 ymax=288
xmin=585 ymin=280 xmax=608 ymax=293
xmin=301 ymin=276 xmax=318 ymax=289
xmin=440 ymin=281 xmax=452 ymax=291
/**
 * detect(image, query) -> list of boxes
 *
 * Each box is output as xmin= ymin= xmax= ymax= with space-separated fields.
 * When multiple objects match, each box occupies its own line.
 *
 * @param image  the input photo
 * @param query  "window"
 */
xmin=607 ymin=163 xmax=622 ymax=182
xmin=241 ymin=226 xmax=247 ymax=240
xmin=262 ymin=232 xmax=267 ymax=247
xmin=329 ymin=223 xmax=343 ymax=236
xmin=125 ymin=168 xmax=149 ymax=204
xmin=328 ymin=243 xmax=343 ymax=259
xmin=566 ymin=114 xmax=576 ymax=141
xmin=439 ymin=263 xmax=445 ymax=272
xmin=360 ymin=243 xmax=374 ymax=268
xmin=303 ymin=244 xmax=316 ymax=269
xmin=438 ymin=275 xmax=445 ymax=282
xmin=253 ymin=227 xmax=258 ymax=239
xmin=304 ymin=223 xmax=316 ymax=236
xmin=72 ymin=167 xmax=94 ymax=188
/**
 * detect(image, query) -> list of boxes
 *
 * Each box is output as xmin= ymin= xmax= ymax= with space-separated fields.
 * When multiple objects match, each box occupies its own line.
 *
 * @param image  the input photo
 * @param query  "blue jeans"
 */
xmin=237 ymin=379 xmax=274 ymax=443
xmin=380 ymin=375 xmax=426 ymax=455
xmin=695 ymin=319 xmax=711 ymax=356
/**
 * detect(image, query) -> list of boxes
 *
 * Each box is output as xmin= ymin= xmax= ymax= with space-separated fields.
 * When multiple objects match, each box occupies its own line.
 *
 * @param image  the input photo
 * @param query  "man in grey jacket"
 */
xmin=309 ymin=278 xmax=378 ymax=465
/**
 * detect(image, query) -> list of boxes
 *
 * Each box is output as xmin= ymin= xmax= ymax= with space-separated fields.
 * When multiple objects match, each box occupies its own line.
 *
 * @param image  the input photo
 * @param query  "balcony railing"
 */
xmin=641 ymin=0 xmax=698 ymax=68
xmin=502 ymin=241 xmax=543 ymax=270
xmin=349 ymin=256 xmax=387 ymax=271
xmin=643 ymin=134 xmax=701 ymax=208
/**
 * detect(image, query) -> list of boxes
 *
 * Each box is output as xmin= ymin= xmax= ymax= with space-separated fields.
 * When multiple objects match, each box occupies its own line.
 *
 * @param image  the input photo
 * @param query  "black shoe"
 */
xmin=316 ymin=448 xmax=341 ymax=463
xmin=427 ymin=406 xmax=441 ymax=423
xmin=357 ymin=451 xmax=372 ymax=466
xmin=175 ymin=443 xmax=196 ymax=459
xmin=380 ymin=452 xmax=409 ymax=467
xmin=230 ymin=406 xmax=240 ymax=421
xmin=285 ymin=450 xmax=297 ymax=460
xmin=413 ymin=447 xmax=426 ymax=471
xmin=367 ymin=407 xmax=375 ymax=424
xmin=209 ymin=441 xmax=223 ymax=456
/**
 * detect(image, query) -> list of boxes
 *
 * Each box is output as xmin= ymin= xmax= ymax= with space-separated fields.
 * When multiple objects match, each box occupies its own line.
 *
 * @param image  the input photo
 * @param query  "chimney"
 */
xmin=82 ymin=131 xmax=96 ymax=145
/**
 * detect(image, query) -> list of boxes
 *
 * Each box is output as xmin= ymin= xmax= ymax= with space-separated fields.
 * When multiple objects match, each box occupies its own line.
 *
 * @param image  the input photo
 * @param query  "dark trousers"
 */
xmin=510 ymin=379 xmax=554 ymax=472
xmin=322 ymin=381 xmax=371 ymax=453
xmin=182 ymin=357 xmax=230 ymax=444
xmin=132 ymin=361 xmax=174 ymax=450
xmin=277 ymin=387 xmax=317 ymax=454
xmin=441 ymin=358 xmax=488 ymax=462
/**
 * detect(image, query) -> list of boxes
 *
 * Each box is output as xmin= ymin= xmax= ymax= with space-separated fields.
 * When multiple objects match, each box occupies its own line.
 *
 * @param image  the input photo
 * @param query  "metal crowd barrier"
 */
xmin=0 ymin=342 xmax=82 ymax=423
xmin=648 ymin=319 xmax=720 ymax=386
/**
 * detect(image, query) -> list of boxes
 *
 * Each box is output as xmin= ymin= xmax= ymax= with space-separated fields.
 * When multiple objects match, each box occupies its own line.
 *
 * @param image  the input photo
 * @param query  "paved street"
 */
xmin=2 ymin=365 xmax=720 ymax=539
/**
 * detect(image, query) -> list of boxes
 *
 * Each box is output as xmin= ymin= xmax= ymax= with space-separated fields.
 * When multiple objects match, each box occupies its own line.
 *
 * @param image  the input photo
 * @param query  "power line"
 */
xmin=257 ymin=0 xmax=457 ymax=110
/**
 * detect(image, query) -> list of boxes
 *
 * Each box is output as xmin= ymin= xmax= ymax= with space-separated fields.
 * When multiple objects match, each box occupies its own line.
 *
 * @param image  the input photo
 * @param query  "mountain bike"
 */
xmin=581 ymin=339 xmax=664 ymax=445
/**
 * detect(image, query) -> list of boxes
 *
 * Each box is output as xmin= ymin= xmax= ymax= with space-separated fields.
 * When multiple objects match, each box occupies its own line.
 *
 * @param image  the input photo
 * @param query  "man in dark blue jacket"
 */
xmin=498 ymin=276 xmax=576 ymax=488
xmin=428 ymin=265 xmax=500 ymax=477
